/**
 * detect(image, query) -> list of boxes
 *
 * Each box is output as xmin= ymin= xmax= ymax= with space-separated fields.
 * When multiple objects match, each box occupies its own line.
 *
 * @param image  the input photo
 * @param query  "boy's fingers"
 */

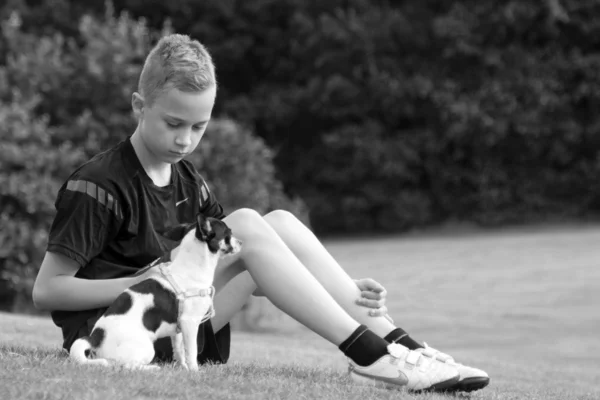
xmin=356 ymin=298 xmax=384 ymax=309
xmin=361 ymin=278 xmax=386 ymax=292
xmin=361 ymin=290 xmax=385 ymax=301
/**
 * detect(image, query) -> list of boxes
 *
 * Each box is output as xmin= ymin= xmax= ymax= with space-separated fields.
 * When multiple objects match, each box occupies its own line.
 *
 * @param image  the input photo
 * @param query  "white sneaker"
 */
xmin=348 ymin=343 xmax=460 ymax=392
xmin=416 ymin=343 xmax=490 ymax=392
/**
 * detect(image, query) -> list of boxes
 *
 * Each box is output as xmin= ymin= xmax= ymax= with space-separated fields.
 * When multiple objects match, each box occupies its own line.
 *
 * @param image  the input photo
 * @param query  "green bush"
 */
xmin=187 ymin=118 xmax=309 ymax=219
xmin=102 ymin=0 xmax=600 ymax=232
xmin=0 ymin=87 xmax=86 ymax=312
xmin=5 ymin=0 xmax=600 ymax=233
xmin=0 ymin=9 xmax=307 ymax=312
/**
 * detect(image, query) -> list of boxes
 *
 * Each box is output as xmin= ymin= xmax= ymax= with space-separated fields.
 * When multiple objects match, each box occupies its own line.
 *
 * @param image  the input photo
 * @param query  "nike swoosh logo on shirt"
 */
xmin=175 ymin=198 xmax=189 ymax=207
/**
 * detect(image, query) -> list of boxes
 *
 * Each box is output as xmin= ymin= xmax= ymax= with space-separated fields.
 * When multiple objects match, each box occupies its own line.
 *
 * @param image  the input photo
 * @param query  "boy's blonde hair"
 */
xmin=138 ymin=34 xmax=216 ymax=106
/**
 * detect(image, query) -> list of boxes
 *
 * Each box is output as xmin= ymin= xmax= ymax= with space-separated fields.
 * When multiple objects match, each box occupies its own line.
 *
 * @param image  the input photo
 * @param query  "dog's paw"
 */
xmin=186 ymin=360 xmax=199 ymax=372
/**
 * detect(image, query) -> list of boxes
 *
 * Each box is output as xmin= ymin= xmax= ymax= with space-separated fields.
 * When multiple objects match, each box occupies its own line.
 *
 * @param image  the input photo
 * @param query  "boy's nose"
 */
xmin=175 ymin=131 xmax=192 ymax=147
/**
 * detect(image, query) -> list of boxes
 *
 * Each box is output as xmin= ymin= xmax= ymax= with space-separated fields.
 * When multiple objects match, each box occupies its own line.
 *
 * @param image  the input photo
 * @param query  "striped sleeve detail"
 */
xmin=65 ymin=179 xmax=123 ymax=219
xmin=200 ymin=184 xmax=209 ymax=203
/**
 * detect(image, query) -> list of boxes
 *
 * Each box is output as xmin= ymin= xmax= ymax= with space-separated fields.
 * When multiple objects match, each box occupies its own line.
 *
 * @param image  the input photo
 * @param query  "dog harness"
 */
xmin=157 ymin=263 xmax=216 ymax=333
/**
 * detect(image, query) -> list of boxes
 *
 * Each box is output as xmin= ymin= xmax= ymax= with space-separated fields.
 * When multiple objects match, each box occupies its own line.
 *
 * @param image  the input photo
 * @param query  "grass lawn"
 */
xmin=1 ymin=224 xmax=599 ymax=399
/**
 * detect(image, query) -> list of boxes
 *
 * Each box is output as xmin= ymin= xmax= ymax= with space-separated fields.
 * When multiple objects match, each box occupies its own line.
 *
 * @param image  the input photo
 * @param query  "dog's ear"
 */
xmin=195 ymin=213 xmax=213 ymax=242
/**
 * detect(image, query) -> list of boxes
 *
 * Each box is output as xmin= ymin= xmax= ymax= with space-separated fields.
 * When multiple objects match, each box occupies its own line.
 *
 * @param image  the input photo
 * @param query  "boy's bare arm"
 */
xmin=32 ymin=252 xmax=150 ymax=311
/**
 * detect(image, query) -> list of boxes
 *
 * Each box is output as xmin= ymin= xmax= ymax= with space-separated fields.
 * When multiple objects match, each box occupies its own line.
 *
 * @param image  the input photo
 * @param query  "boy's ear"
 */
xmin=131 ymin=92 xmax=144 ymax=118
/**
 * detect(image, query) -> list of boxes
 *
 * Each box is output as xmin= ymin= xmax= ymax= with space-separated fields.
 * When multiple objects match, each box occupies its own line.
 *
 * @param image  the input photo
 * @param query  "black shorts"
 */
xmin=66 ymin=308 xmax=231 ymax=365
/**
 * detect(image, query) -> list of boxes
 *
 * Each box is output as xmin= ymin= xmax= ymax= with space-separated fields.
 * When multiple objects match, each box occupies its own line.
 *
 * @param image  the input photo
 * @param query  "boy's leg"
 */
xmin=208 ymin=209 xmax=459 ymax=392
xmin=212 ymin=209 xmax=360 ymax=345
xmin=262 ymin=210 xmax=399 ymax=339
xmin=262 ymin=210 xmax=489 ymax=392
xmin=210 ymin=270 xmax=257 ymax=333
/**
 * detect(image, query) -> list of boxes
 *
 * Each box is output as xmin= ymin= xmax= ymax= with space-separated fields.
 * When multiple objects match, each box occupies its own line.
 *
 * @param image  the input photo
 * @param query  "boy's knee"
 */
xmin=263 ymin=209 xmax=297 ymax=226
xmin=224 ymin=208 xmax=272 ymax=239
xmin=226 ymin=208 xmax=263 ymax=226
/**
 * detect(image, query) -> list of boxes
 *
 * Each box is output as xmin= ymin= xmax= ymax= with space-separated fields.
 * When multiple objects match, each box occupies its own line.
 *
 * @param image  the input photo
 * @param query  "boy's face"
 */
xmin=133 ymin=85 xmax=216 ymax=164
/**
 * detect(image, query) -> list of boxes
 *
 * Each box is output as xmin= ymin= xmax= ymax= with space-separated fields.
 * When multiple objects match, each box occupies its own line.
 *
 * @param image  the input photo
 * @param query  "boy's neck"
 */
xmin=130 ymin=128 xmax=172 ymax=187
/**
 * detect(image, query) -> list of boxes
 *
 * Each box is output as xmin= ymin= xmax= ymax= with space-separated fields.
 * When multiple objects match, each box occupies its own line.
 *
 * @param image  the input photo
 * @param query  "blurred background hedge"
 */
xmin=1 ymin=0 xmax=600 ymax=312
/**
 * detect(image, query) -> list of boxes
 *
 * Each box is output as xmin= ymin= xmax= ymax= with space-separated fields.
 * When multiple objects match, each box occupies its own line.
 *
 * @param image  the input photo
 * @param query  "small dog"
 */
xmin=69 ymin=213 xmax=242 ymax=370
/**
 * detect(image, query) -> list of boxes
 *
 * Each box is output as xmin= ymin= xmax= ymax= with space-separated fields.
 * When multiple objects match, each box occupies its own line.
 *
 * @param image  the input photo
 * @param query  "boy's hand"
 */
xmin=354 ymin=278 xmax=388 ymax=317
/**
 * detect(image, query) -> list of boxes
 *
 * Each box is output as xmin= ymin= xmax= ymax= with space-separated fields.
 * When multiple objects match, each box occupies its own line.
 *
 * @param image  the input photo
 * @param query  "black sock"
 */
xmin=339 ymin=325 xmax=390 ymax=367
xmin=383 ymin=327 xmax=424 ymax=350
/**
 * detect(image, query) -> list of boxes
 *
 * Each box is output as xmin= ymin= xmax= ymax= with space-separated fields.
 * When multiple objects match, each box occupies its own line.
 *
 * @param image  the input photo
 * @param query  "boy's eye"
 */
xmin=167 ymin=121 xmax=180 ymax=128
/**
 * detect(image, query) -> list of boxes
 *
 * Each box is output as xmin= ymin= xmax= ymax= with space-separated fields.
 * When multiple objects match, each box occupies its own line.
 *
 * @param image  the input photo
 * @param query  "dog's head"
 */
xmin=195 ymin=213 xmax=242 ymax=256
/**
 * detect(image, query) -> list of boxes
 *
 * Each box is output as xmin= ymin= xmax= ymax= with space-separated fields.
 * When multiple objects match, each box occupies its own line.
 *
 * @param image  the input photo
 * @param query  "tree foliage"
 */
xmin=0 ymin=7 xmax=306 ymax=311
xmin=4 ymin=0 xmax=600 ymax=233
xmin=103 ymin=0 xmax=600 ymax=231
xmin=2 ymin=1 xmax=600 ymax=310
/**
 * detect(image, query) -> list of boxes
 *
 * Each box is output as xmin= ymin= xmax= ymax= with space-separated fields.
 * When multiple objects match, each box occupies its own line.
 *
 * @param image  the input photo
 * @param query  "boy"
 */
xmin=32 ymin=34 xmax=489 ymax=392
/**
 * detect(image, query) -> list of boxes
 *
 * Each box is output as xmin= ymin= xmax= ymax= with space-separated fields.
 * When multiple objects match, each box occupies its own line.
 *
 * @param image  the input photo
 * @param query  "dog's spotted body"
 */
xmin=70 ymin=214 xmax=242 ymax=370
xmin=83 ymin=279 xmax=179 ymax=362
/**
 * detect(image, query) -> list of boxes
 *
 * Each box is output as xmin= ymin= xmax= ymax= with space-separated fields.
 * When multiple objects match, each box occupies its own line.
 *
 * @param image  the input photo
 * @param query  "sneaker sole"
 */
xmin=439 ymin=376 xmax=490 ymax=393
xmin=350 ymin=371 xmax=460 ymax=392
xmin=411 ymin=375 xmax=461 ymax=393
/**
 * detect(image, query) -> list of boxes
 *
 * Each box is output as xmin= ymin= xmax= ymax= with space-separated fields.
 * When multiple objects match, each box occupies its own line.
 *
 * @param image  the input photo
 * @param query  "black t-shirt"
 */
xmin=47 ymin=137 xmax=225 ymax=348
